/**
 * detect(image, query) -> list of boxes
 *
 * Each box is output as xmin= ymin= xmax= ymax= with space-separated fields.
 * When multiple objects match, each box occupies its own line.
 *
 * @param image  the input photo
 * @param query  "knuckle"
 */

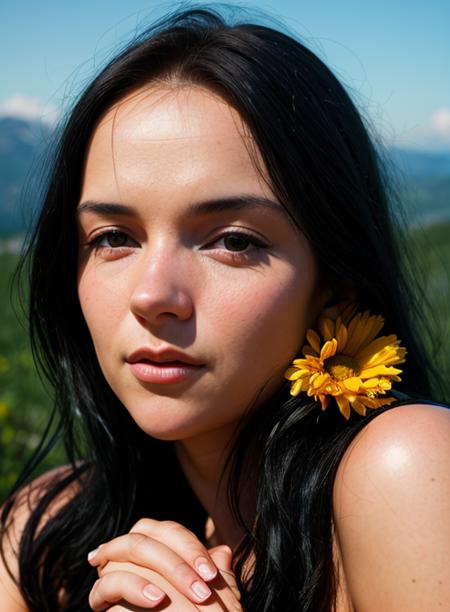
xmin=161 ymin=520 xmax=182 ymax=533
xmin=129 ymin=532 xmax=150 ymax=555
xmin=131 ymin=517 xmax=153 ymax=533
xmin=161 ymin=520 xmax=195 ymax=541
xmin=172 ymin=559 xmax=196 ymax=582
xmin=88 ymin=578 xmax=101 ymax=609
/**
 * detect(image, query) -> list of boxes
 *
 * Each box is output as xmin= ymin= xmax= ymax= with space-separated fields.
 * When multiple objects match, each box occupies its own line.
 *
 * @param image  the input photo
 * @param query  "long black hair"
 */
xmin=1 ymin=6 xmax=444 ymax=611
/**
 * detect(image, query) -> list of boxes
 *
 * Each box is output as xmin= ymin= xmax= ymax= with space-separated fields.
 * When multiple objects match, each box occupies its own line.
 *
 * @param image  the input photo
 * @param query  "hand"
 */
xmin=87 ymin=518 xmax=242 ymax=611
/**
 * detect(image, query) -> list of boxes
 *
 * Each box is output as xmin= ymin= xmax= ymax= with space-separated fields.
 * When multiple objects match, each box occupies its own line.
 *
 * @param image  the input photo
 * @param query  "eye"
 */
xmin=222 ymin=233 xmax=254 ymax=252
xmin=210 ymin=230 xmax=267 ymax=253
xmin=86 ymin=229 xmax=139 ymax=254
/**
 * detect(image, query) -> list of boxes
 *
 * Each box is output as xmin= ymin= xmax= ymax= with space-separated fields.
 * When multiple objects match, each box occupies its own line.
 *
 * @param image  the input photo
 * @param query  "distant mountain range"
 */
xmin=0 ymin=116 xmax=449 ymax=237
xmin=0 ymin=117 xmax=52 ymax=235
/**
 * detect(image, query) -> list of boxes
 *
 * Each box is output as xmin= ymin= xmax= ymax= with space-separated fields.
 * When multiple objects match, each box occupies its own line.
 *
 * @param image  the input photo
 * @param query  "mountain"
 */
xmin=0 ymin=117 xmax=52 ymax=236
xmin=389 ymin=147 xmax=450 ymax=179
xmin=0 ymin=116 xmax=449 ymax=236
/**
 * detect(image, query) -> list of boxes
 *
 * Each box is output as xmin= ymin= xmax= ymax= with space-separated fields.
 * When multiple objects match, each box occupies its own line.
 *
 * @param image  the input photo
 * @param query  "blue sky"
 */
xmin=1 ymin=0 xmax=449 ymax=151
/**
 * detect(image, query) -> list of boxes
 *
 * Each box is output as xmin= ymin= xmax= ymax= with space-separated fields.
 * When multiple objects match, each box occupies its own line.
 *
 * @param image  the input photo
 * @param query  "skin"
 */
xmin=1 ymin=84 xmax=449 ymax=611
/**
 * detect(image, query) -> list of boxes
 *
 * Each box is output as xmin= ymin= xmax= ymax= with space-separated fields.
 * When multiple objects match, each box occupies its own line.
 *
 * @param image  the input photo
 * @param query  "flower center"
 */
xmin=325 ymin=355 xmax=360 ymax=381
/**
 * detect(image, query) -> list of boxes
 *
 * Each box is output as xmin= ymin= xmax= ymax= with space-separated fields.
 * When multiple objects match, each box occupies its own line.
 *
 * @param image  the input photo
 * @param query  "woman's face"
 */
xmin=77 ymin=85 xmax=325 ymax=442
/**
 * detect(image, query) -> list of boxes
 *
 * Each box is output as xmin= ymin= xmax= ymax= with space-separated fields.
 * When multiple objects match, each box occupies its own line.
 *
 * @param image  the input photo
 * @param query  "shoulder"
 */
xmin=0 ymin=465 xmax=81 ymax=610
xmin=333 ymin=403 xmax=450 ymax=612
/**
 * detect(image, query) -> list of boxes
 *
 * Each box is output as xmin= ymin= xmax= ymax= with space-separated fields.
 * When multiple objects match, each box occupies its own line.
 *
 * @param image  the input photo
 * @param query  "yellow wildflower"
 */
xmin=284 ymin=306 xmax=407 ymax=419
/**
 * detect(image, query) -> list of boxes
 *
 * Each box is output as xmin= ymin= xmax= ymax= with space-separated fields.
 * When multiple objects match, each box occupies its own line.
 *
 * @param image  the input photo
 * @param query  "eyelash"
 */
xmin=85 ymin=228 xmax=269 ymax=262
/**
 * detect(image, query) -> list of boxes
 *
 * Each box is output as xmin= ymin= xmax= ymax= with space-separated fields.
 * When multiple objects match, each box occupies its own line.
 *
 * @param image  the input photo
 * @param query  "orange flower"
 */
xmin=284 ymin=306 xmax=407 ymax=419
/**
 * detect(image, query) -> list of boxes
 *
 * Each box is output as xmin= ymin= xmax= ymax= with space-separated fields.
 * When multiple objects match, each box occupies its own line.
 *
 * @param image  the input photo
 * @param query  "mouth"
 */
xmin=137 ymin=358 xmax=201 ymax=366
xmin=126 ymin=350 xmax=206 ymax=384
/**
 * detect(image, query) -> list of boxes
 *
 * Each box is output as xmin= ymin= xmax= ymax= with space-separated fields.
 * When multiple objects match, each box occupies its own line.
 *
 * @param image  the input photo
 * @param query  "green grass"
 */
xmin=0 ymin=252 xmax=64 ymax=502
xmin=0 ymin=222 xmax=449 ymax=502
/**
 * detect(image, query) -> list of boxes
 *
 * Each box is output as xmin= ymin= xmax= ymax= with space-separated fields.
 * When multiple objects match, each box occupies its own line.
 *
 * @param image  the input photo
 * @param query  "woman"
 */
xmin=1 ymin=7 xmax=449 ymax=611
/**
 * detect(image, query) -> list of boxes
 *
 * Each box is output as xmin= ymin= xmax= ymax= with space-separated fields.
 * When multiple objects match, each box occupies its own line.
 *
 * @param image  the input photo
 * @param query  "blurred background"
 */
xmin=1 ymin=0 xmax=449 ymax=501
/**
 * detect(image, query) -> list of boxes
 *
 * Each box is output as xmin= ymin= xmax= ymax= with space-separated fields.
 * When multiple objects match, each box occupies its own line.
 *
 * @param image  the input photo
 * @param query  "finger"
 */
xmin=88 ymin=533 xmax=212 ymax=604
xmin=209 ymin=546 xmax=232 ymax=573
xmin=88 ymin=571 xmax=165 ymax=611
xmin=209 ymin=547 xmax=241 ymax=603
xmin=130 ymin=519 xmax=218 ymax=582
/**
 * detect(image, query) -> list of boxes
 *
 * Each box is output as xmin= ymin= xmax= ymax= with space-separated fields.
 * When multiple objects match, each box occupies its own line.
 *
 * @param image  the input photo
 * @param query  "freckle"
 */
xmin=438 ymin=580 xmax=442 ymax=584
xmin=411 ymin=578 xmax=416 ymax=583
xmin=431 ymin=477 xmax=436 ymax=482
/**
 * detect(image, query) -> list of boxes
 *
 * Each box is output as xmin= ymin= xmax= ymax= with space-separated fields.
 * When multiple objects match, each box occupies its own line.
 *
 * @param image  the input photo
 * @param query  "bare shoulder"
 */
xmin=333 ymin=403 xmax=450 ymax=612
xmin=0 ymin=465 xmax=81 ymax=610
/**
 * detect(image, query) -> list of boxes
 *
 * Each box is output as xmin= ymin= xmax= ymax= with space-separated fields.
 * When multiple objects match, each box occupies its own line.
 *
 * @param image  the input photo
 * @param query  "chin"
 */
xmin=127 ymin=409 xmax=216 ymax=442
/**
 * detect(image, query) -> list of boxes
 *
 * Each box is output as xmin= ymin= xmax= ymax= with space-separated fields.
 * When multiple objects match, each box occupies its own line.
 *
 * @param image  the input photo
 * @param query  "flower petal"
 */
xmin=340 ymin=302 xmax=359 ymax=325
xmin=358 ymin=395 xmax=396 ymax=409
xmin=311 ymin=372 xmax=329 ymax=389
xmin=336 ymin=395 xmax=351 ymax=420
xmin=351 ymin=398 xmax=367 ymax=416
xmin=336 ymin=322 xmax=348 ymax=352
xmin=292 ymin=357 xmax=309 ymax=366
xmin=284 ymin=366 xmax=310 ymax=381
xmin=306 ymin=329 xmax=321 ymax=354
xmin=357 ymin=315 xmax=385 ymax=351
xmin=342 ymin=377 xmax=361 ymax=392
xmin=320 ymin=395 xmax=331 ymax=411
xmin=345 ymin=312 xmax=385 ymax=356
xmin=302 ymin=345 xmax=319 ymax=357
xmin=359 ymin=365 xmax=403 ymax=379
xmin=320 ymin=338 xmax=338 ymax=361
xmin=355 ymin=335 xmax=400 ymax=364
xmin=318 ymin=317 xmax=335 ymax=341
xmin=290 ymin=379 xmax=304 ymax=396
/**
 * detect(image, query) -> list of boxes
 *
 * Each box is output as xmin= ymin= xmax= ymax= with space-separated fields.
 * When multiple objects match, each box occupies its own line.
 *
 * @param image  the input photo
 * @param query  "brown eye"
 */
xmin=88 ymin=229 xmax=137 ymax=252
xmin=223 ymin=233 xmax=252 ymax=252
xmin=105 ymin=231 xmax=129 ymax=247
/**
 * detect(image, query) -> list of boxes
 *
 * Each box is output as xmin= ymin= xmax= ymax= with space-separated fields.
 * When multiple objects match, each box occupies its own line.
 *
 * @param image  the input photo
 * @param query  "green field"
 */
xmin=1 ymin=223 xmax=449 ymax=502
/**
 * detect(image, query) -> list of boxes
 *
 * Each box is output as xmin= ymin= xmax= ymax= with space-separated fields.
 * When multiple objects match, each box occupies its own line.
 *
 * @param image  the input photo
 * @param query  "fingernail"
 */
xmin=196 ymin=558 xmax=217 ymax=580
xmin=87 ymin=548 xmax=98 ymax=562
xmin=191 ymin=580 xmax=212 ymax=601
xmin=143 ymin=584 xmax=165 ymax=602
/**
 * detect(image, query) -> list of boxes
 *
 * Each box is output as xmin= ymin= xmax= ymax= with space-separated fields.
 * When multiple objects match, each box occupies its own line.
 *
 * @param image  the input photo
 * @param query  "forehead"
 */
xmin=98 ymin=85 xmax=245 ymax=140
xmin=80 ymin=85 xmax=270 ymax=202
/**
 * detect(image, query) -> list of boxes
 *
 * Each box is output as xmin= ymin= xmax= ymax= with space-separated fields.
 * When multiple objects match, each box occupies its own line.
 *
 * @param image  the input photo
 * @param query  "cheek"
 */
xmin=207 ymin=265 xmax=318 ymax=387
xmin=77 ymin=272 xmax=125 ymax=353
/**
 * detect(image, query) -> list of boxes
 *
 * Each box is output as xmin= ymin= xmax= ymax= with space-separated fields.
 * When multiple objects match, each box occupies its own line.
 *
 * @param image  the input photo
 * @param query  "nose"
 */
xmin=129 ymin=246 xmax=194 ymax=325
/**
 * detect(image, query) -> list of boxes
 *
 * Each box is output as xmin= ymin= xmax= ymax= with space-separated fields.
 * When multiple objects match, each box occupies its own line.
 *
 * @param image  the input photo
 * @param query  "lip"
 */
xmin=126 ymin=347 xmax=205 ymax=366
xmin=126 ymin=347 xmax=206 ymax=384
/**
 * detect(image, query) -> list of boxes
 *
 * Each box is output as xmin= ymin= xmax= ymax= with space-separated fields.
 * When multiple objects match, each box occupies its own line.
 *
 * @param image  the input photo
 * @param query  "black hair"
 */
xmin=1 ymin=6 xmax=444 ymax=611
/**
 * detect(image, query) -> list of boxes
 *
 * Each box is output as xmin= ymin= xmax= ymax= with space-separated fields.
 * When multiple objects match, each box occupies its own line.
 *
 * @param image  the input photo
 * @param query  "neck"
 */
xmin=174 ymin=422 xmax=251 ymax=550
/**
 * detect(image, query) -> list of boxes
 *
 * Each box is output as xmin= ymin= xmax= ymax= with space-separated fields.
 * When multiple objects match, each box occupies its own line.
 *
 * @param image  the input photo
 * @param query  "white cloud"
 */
xmin=0 ymin=93 xmax=58 ymax=125
xmin=431 ymin=107 xmax=450 ymax=137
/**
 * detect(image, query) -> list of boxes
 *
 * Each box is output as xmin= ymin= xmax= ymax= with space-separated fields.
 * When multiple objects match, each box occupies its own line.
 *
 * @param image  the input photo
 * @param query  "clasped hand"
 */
xmin=87 ymin=518 xmax=243 ymax=611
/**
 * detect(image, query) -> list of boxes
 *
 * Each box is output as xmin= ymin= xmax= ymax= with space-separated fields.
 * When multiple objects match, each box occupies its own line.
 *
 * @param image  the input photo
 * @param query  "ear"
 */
xmin=319 ymin=285 xmax=359 ymax=321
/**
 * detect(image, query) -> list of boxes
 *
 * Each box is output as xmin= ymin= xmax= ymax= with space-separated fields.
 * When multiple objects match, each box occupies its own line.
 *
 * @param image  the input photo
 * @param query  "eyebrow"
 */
xmin=76 ymin=195 xmax=287 ymax=220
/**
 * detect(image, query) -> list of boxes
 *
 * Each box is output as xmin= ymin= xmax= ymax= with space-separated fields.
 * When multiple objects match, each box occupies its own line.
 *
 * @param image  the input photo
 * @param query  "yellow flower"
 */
xmin=284 ymin=305 xmax=407 ymax=419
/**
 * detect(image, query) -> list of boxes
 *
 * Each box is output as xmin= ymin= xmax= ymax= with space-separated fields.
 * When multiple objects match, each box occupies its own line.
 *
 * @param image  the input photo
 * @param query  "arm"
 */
xmin=0 ymin=465 xmax=79 ymax=611
xmin=0 ymin=504 xmax=28 ymax=612
xmin=333 ymin=403 xmax=450 ymax=612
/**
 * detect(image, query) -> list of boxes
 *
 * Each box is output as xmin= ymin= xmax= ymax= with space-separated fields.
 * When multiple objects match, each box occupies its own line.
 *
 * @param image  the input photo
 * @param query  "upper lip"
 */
xmin=126 ymin=347 xmax=205 ymax=366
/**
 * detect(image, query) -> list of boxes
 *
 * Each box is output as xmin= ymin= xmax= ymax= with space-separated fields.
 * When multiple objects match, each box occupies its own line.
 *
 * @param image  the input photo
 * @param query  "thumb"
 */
xmin=208 ymin=545 xmax=241 ymax=603
xmin=209 ymin=545 xmax=233 ymax=572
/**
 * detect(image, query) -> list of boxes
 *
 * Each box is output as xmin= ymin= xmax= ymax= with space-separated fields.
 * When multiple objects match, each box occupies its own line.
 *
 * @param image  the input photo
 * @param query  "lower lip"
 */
xmin=128 ymin=361 xmax=205 ymax=384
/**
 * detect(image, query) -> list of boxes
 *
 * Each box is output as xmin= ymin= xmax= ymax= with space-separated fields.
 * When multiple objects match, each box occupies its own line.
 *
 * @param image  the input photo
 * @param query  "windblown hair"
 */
xmin=1 ymin=6 xmax=443 ymax=611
